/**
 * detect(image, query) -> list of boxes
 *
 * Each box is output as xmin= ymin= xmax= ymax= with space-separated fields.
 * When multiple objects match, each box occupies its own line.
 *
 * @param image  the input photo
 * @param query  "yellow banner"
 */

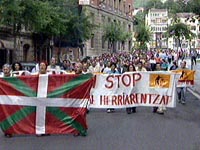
xmin=149 ymin=74 xmax=171 ymax=88
xmin=172 ymin=70 xmax=195 ymax=86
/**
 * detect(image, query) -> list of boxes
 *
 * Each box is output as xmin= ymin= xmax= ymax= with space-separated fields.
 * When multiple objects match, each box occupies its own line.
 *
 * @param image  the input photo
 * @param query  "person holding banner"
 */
xmin=2 ymin=64 xmax=12 ymax=77
xmin=126 ymin=64 xmax=137 ymax=114
xmin=74 ymin=62 xmax=83 ymax=75
xmin=153 ymin=63 xmax=165 ymax=115
xmin=176 ymin=61 xmax=188 ymax=104
xmin=1 ymin=64 xmax=13 ymax=137
xmin=136 ymin=61 xmax=147 ymax=72
xmin=12 ymin=62 xmax=23 ymax=72
xmin=106 ymin=63 xmax=119 ymax=113
xmin=39 ymin=62 xmax=48 ymax=74
xmin=47 ymin=57 xmax=61 ymax=74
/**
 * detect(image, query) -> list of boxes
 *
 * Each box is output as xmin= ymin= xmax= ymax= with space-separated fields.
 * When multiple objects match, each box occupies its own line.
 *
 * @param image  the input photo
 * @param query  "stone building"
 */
xmin=82 ymin=0 xmax=134 ymax=56
xmin=0 ymin=27 xmax=34 ymax=69
xmin=145 ymin=8 xmax=169 ymax=50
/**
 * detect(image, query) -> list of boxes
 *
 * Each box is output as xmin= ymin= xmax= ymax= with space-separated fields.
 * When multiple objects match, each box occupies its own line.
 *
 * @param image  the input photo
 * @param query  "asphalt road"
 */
xmin=0 ymin=92 xmax=200 ymax=150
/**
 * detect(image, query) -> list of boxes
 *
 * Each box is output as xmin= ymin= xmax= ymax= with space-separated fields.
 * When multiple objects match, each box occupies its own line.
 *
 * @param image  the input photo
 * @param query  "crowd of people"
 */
xmin=1 ymin=49 xmax=197 ymax=111
xmin=0 ymin=48 xmax=197 ymax=137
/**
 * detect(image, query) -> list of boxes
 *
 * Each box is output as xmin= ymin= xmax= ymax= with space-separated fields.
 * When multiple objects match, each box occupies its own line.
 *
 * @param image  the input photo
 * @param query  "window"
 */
xmin=90 ymin=13 xmax=95 ymax=24
xmin=102 ymin=15 xmax=105 ymax=23
xmin=119 ymin=0 xmax=122 ymax=11
xmin=123 ymin=3 xmax=126 ymax=13
xmin=108 ymin=17 xmax=111 ymax=23
xmin=91 ymin=34 xmax=94 ymax=48
xmin=102 ymin=36 xmax=105 ymax=49
xmin=191 ymin=26 xmax=196 ymax=31
xmin=118 ymin=42 xmax=121 ymax=51
xmin=128 ymin=4 xmax=131 ymax=13
xmin=128 ymin=40 xmax=131 ymax=51
xmin=128 ymin=24 xmax=131 ymax=32
xmin=114 ymin=0 xmax=117 ymax=9
xmin=108 ymin=40 xmax=111 ymax=49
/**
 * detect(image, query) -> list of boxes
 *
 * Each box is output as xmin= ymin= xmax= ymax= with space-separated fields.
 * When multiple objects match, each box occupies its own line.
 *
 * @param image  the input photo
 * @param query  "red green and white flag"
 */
xmin=0 ymin=73 xmax=93 ymax=136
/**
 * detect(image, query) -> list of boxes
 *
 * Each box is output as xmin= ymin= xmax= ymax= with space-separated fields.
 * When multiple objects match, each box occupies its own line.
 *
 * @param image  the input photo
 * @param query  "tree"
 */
xmin=133 ymin=12 xmax=151 ymax=50
xmin=0 ymin=0 xmax=25 ymax=61
xmin=0 ymin=0 xmax=96 ymax=61
xmin=103 ymin=22 xmax=131 ymax=53
xmin=144 ymin=0 xmax=164 ymax=11
xmin=186 ymin=0 xmax=200 ymax=17
xmin=134 ymin=24 xmax=151 ymax=50
xmin=165 ymin=22 xmax=195 ymax=51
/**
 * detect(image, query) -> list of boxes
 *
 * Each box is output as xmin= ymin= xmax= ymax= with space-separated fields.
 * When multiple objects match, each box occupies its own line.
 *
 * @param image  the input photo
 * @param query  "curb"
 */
xmin=187 ymin=88 xmax=200 ymax=99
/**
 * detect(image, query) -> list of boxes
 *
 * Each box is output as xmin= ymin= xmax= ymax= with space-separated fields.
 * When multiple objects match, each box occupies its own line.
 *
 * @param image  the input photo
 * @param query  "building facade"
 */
xmin=82 ymin=0 xmax=134 ymax=56
xmin=146 ymin=9 xmax=200 ymax=52
xmin=0 ymin=27 xmax=34 ymax=69
xmin=145 ymin=8 xmax=169 ymax=50
xmin=174 ymin=13 xmax=200 ymax=51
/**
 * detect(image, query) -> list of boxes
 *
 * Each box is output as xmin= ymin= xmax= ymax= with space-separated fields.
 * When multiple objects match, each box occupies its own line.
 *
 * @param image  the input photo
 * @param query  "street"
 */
xmin=0 ymin=91 xmax=200 ymax=150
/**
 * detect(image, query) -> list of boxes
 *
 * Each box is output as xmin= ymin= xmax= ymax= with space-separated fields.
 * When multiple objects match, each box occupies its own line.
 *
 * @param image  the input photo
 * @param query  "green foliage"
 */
xmin=0 ymin=0 xmax=96 ymax=48
xmin=186 ymin=0 xmax=200 ymax=16
xmin=166 ymin=22 xmax=196 ymax=49
xmin=103 ymin=21 xmax=131 ymax=52
xmin=145 ymin=0 xmax=164 ymax=11
xmin=63 ymin=12 xmax=95 ymax=46
xmin=134 ymin=24 xmax=151 ymax=49
xmin=0 ymin=0 xmax=24 ymax=33
xmin=166 ymin=22 xmax=195 ymax=40
xmin=142 ymin=0 xmax=200 ymax=16
xmin=103 ymin=22 xmax=131 ymax=44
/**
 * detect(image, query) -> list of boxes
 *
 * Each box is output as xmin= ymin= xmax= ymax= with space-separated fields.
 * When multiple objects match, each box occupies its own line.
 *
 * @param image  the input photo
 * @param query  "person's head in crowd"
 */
xmin=77 ymin=58 xmax=81 ymax=62
xmin=99 ymin=60 xmax=104 ymax=67
xmin=50 ymin=57 xmax=57 ymax=66
xmin=137 ymin=61 xmax=143 ymax=69
xmin=62 ymin=59 xmax=71 ymax=71
xmin=39 ymin=62 xmax=48 ymax=74
xmin=3 ymin=64 xmax=11 ymax=77
xmin=75 ymin=62 xmax=83 ymax=74
xmin=63 ymin=59 xmax=71 ymax=66
xmin=180 ymin=61 xmax=187 ymax=69
xmin=82 ymin=63 xmax=89 ymax=73
xmin=12 ymin=62 xmax=23 ymax=71
xmin=91 ymin=61 xmax=96 ymax=67
xmin=172 ymin=61 xmax=178 ymax=67
xmin=128 ymin=64 xmax=136 ymax=72
xmin=144 ymin=61 xmax=151 ymax=71
xmin=110 ymin=63 xmax=117 ymax=72
xmin=155 ymin=63 xmax=162 ymax=71
xmin=105 ymin=61 xmax=111 ymax=68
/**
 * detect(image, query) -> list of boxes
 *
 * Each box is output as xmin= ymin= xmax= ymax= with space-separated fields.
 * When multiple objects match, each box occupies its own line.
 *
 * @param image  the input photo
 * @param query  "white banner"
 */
xmin=90 ymin=72 xmax=177 ymax=108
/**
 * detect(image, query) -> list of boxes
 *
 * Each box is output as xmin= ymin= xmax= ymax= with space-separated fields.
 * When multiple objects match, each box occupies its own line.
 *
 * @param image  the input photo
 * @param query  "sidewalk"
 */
xmin=185 ymin=58 xmax=200 ymax=98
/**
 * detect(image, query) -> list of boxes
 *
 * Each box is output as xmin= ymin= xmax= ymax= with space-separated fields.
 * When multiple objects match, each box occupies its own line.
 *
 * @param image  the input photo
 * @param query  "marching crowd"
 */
xmin=0 ymin=48 xmax=197 ymax=137
xmin=1 ymin=49 xmax=196 ymax=113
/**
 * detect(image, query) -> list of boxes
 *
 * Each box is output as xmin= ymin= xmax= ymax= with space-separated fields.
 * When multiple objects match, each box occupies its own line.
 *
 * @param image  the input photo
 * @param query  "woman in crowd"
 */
xmin=2 ymin=64 xmax=13 ymax=137
xmin=106 ymin=63 xmax=119 ymax=113
xmin=12 ymin=62 xmax=23 ymax=71
xmin=126 ymin=64 xmax=137 ymax=114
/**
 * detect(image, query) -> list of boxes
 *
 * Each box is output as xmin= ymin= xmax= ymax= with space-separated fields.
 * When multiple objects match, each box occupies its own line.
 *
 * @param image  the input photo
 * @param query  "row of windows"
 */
xmin=100 ymin=0 xmax=132 ymax=14
xmin=150 ymin=12 xmax=167 ymax=17
xmin=101 ymin=15 xmax=132 ymax=31
xmin=151 ymin=19 xmax=168 ymax=24
xmin=90 ymin=35 xmax=132 ymax=51
xmin=151 ymin=26 xmax=167 ymax=32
